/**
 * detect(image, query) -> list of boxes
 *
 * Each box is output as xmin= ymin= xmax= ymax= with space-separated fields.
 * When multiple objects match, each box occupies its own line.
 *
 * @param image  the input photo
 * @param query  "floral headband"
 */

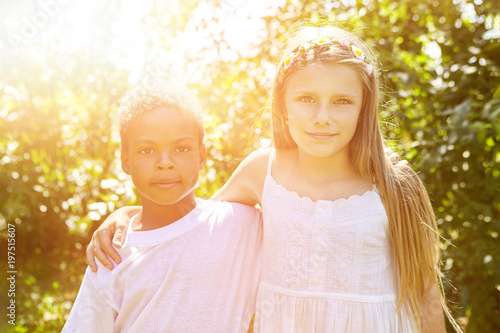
xmin=282 ymin=38 xmax=373 ymax=76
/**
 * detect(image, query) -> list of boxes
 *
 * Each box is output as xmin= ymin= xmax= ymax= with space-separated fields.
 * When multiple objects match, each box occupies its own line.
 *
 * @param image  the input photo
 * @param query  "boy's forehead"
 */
xmin=149 ymin=105 xmax=201 ymax=127
xmin=126 ymin=106 xmax=201 ymax=142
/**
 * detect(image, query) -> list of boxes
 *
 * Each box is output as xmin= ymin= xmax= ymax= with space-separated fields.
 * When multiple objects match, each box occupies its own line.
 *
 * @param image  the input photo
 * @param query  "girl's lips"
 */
xmin=307 ymin=132 xmax=337 ymax=140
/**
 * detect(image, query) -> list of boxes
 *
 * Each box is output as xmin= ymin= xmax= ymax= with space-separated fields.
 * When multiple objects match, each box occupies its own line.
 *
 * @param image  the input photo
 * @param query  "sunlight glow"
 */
xmin=2 ymin=0 xmax=282 ymax=87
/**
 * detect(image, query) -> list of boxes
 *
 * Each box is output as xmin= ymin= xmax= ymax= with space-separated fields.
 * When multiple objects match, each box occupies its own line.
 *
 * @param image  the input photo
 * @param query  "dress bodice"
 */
xmin=254 ymin=150 xmax=415 ymax=332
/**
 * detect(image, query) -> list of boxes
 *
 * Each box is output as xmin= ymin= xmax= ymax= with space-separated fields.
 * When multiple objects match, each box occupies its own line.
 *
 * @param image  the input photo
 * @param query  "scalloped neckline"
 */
xmin=265 ymin=174 xmax=377 ymax=206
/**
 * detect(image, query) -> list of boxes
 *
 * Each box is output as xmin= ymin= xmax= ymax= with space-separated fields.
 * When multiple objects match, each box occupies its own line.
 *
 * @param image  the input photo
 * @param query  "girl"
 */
xmin=88 ymin=23 xmax=460 ymax=332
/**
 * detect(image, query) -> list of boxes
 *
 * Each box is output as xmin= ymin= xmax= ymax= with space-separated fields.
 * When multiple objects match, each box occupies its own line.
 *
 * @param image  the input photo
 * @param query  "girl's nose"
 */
xmin=312 ymin=103 xmax=332 ymax=126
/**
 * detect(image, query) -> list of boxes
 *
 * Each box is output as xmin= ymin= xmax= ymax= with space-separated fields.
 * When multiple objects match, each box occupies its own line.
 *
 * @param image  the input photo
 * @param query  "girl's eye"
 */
xmin=176 ymin=147 xmax=191 ymax=153
xmin=335 ymin=98 xmax=352 ymax=105
xmin=139 ymin=148 xmax=155 ymax=155
xmin=299 ymin=96 xmax=315 ymax=103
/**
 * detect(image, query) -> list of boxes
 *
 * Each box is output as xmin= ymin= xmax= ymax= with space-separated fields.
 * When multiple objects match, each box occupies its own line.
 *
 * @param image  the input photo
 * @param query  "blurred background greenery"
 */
xmin=0 ymin=0 xmax=499 ymax=332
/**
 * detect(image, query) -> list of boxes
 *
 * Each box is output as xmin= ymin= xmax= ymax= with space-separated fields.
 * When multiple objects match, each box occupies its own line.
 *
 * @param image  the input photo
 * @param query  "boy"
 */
xmin=62 ymin=86 xmax=262 ymax=332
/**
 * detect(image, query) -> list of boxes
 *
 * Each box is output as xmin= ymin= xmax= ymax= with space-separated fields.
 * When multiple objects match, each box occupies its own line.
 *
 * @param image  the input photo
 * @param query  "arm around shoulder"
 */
xmin=211 ymin=148 xmax=270 ymax=207
xmin=86 ymin=206 xmax=140 ymax=272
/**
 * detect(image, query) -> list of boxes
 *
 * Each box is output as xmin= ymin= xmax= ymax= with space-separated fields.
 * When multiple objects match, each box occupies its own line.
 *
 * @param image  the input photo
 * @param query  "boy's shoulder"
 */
xmin=197 ymin=199 xmax=261 ymax=224
xmin=197 ymin=198 xmax=260 ymax=214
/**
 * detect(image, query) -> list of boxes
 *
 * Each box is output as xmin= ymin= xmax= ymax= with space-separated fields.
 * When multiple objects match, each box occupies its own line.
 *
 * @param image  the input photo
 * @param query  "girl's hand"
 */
xmin=421 ymin=284 xmax=447 ymax=333
xmin=85 ymin=206 xmax=141 ymax=272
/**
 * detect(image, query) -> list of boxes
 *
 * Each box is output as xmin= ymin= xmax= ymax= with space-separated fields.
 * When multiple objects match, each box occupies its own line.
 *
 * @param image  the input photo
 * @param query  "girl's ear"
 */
xmin=121 ymin=148 xmax=131 ymax=175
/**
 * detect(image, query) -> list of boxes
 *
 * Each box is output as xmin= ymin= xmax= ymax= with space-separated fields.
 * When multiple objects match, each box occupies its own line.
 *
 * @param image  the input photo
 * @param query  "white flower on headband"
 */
xmin=284 ymin=53 xmax=296 ymax=70
xmin=351 ymin=45 xmax=366 ymax=61
xmin=281 ymin=39 xmax=373 ymax=76
xmin=298 ymin=43 xmax=311 ymax=55
xmin=313 ymin=38 xmax=331 ymax=46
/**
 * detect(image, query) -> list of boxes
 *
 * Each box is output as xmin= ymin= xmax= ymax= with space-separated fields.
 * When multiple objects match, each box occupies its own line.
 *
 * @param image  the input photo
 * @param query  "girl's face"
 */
xmin=283 ymin=63 xmax=363 ymax=160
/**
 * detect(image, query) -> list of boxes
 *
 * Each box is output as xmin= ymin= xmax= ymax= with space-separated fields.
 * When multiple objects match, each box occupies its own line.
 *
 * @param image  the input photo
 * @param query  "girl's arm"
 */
xmin=86 ymin=206 xmax=141 ymax=272
xmin=87 ymin=148 xmax=269 ymax=271
xmin=420 ymin=284 xmax=447 ymax=333
xmin=211 ymin=148 xmax=269 ymax=206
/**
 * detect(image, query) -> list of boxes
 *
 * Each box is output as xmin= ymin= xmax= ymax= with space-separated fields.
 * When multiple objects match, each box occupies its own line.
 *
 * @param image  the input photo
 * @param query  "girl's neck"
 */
xmin=274 ymin=148 xmax=370 ymax=202
xmin=293 ymin=148 xmax=358 ymax=182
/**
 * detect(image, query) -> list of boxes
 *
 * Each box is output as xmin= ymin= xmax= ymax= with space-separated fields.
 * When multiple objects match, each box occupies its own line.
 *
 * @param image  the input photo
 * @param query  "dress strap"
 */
xmin=266 ymin=149 xmax=275 ymax=176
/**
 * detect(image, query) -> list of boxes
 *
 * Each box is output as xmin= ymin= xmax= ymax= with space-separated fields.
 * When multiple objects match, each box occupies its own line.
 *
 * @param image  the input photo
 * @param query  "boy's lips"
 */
xmin=152 ymin=179 xmax=180 ymax=188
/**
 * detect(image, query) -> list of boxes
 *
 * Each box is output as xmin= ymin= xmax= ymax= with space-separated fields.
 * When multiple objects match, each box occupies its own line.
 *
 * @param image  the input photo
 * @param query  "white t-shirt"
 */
xmin=62 ymin=199 xmax=262 ymax=333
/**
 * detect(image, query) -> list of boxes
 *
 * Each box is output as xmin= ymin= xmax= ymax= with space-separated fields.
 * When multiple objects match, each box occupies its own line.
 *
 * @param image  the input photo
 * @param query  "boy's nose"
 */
xmin=156 ymin=154 xmax=175 ymax=170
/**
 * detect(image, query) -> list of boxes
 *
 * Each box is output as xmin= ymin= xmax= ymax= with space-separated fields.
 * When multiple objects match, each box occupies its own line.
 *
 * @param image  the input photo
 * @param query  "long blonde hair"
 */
xmin=271 ymin=21 xmax=460 ymax=332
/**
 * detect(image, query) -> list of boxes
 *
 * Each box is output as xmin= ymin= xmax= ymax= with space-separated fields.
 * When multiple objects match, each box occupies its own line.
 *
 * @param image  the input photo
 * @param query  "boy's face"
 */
xmin=121 ymin=106 xmax=206 ymax=207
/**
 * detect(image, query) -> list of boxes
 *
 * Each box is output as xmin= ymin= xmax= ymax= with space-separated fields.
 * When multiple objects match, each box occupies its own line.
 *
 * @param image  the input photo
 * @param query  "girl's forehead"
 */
xmin=284 ymin=63 xmax=363 ymax=93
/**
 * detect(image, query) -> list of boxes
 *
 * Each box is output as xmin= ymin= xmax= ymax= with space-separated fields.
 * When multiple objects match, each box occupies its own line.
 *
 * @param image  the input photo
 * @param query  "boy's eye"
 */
xmin=176 ymin=146 xmax=191 ymax=153
xmin=139 ymin=148 xmax=155 ymax=155
xmin=299 ymin=96 xmax=315 ymax=103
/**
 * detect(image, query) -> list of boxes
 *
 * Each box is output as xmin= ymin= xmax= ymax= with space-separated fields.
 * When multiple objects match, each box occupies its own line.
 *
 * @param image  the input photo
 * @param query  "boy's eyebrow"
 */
xmin=131 ymin=135 xmax=197 ymax=144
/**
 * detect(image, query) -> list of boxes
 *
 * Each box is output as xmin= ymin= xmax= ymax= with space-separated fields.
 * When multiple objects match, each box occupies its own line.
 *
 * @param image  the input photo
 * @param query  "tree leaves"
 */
xmin=1 ymin=0 xmax=499 ymax=331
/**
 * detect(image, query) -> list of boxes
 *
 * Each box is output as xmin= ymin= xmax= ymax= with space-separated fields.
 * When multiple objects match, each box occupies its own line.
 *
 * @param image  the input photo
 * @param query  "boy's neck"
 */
xmin=133 ymin=193 xmax=197 ymax=231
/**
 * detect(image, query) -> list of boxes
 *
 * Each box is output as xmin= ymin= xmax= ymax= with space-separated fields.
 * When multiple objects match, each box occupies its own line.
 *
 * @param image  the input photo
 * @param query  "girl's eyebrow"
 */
xmin=335 ymin=93 xmax=360 ymax=99
xmin=291 ymin=88 xmax=360 ymax=98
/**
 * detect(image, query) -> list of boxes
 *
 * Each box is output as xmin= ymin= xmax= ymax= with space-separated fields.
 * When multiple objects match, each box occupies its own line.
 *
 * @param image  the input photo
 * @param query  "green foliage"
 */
xmin=1 ymin=0 xmax=499 ymax=332
xmin=0 ymin=54 xmax=133 ymax=332
xmin=189 ymin=1 xmax=500 ymax=331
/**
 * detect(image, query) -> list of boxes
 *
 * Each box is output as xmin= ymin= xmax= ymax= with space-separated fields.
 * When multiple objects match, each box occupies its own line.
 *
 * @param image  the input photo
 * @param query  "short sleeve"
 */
xmin=62 ymin=267 xmax=117 ymax=332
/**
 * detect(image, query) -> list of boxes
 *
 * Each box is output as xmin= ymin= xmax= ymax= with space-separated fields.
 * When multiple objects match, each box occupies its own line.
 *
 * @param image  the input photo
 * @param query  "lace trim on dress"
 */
xmin=265 ymin=174 xmax=378 ymax=207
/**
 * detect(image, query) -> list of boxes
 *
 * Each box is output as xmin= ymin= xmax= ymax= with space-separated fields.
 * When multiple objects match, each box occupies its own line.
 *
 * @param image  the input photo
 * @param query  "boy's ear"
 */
xmin=199 ymin=143 xmax=207 ymax=170
xmin=121 ymin=147 xmax=131 ymax=175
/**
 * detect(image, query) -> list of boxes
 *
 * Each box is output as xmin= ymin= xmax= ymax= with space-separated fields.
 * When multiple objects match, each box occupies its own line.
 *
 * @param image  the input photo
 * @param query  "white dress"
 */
xmin=254 ymin=150 xmax=416 ymax=332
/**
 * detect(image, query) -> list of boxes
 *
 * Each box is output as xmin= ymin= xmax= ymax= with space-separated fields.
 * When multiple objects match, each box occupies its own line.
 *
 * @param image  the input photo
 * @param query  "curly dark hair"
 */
xmin=117 ymin=85 xmax=205 ymax=147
